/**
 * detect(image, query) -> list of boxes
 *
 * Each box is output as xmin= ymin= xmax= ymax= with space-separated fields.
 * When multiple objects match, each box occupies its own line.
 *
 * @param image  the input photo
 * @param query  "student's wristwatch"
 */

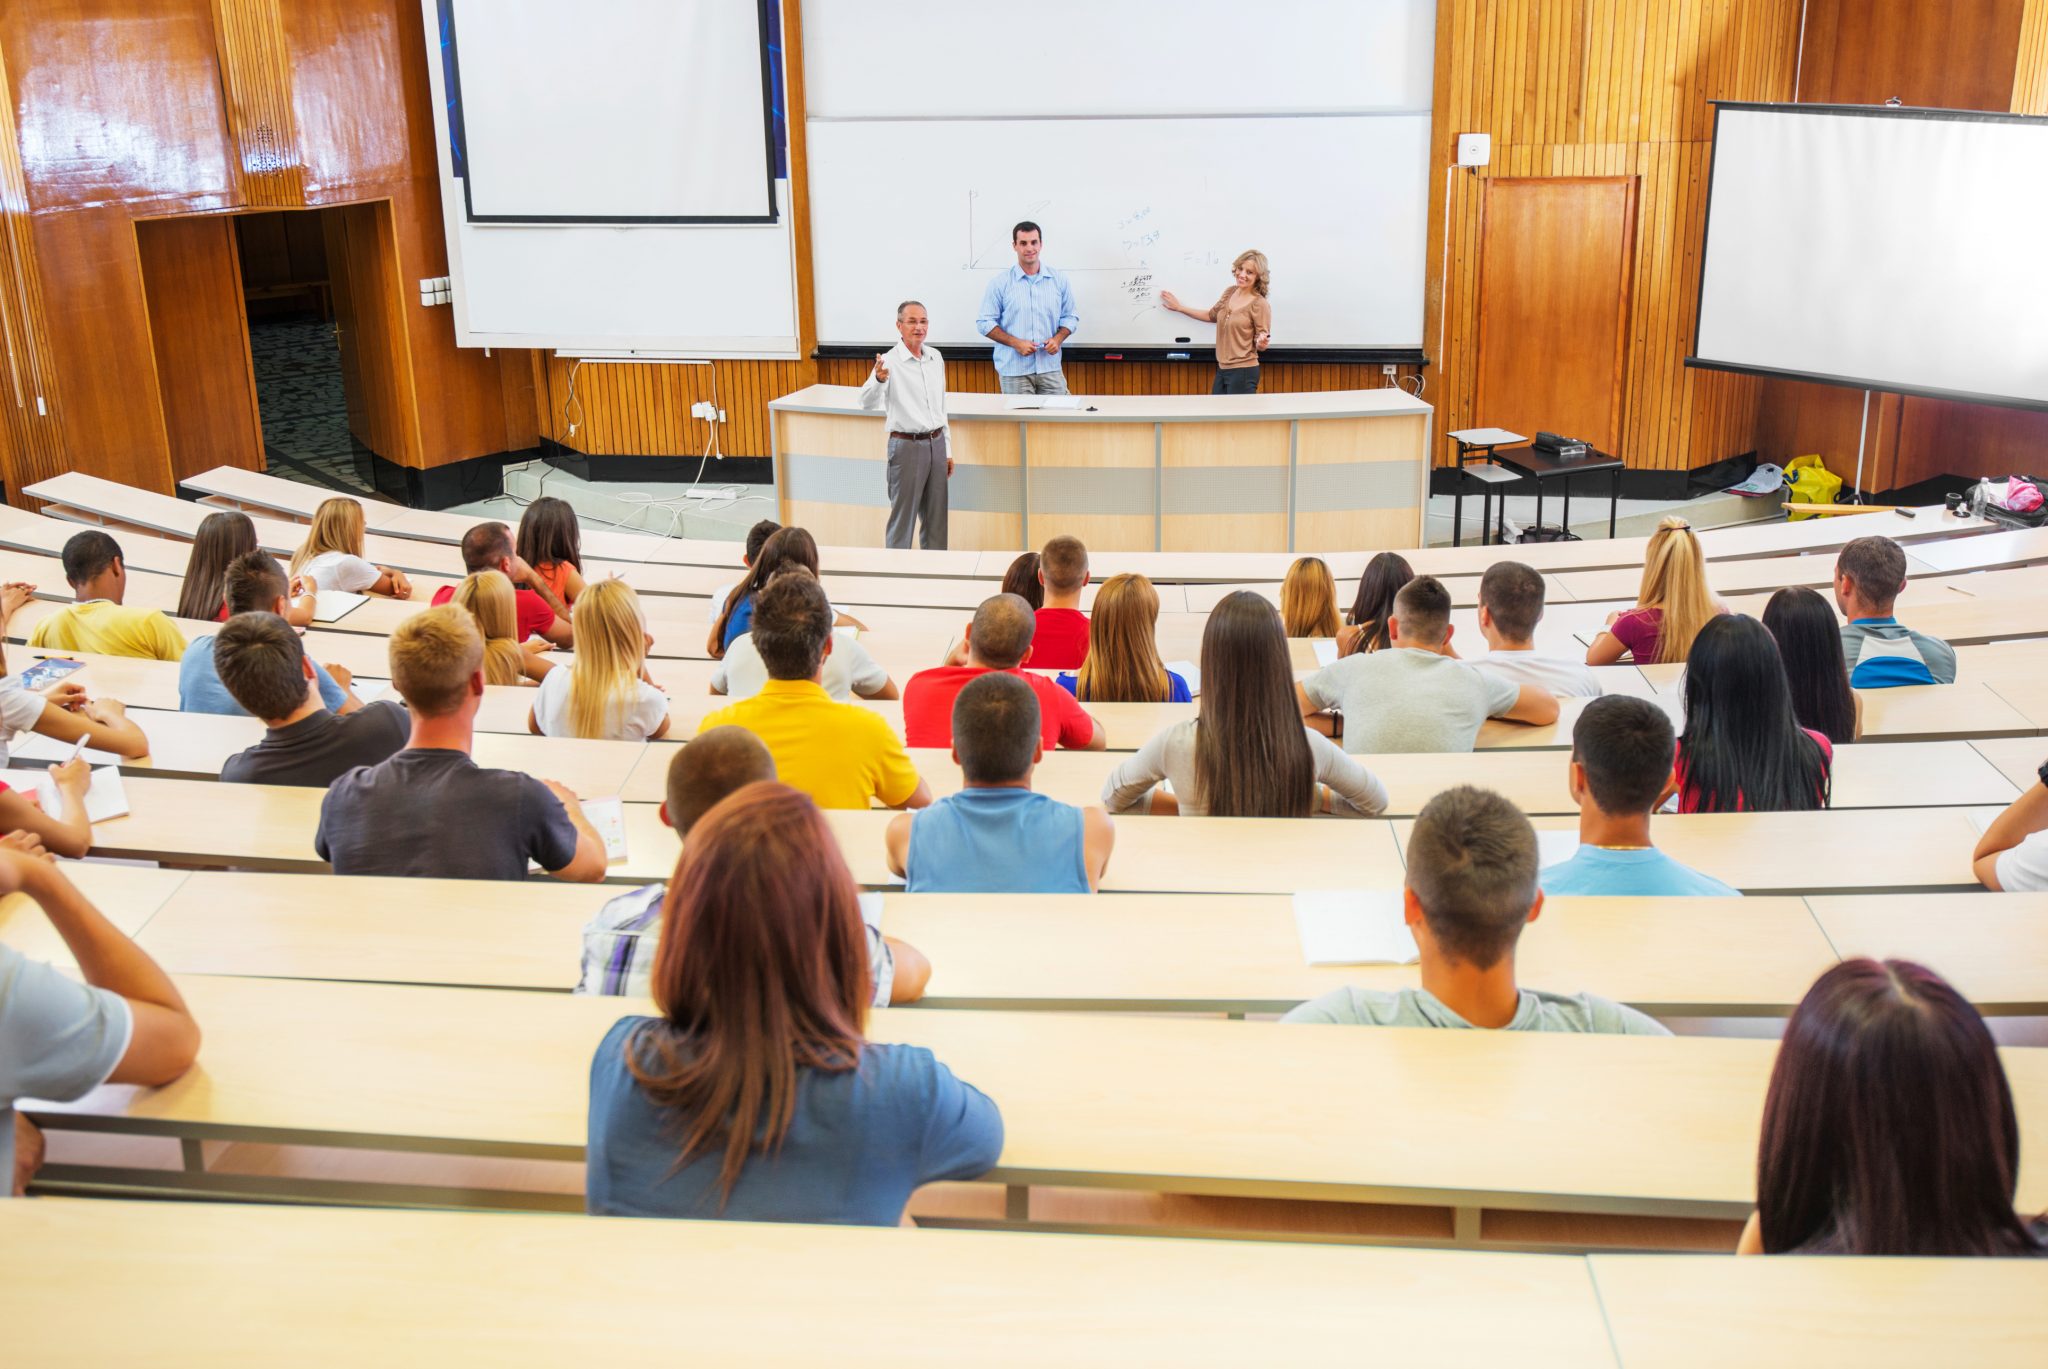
xmin=2037 ymin=759 xmax=2048 ymax=791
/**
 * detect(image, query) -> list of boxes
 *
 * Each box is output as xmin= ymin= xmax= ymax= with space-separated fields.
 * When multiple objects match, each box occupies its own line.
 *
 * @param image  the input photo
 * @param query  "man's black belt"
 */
xmin=889 ymin=429 xmax=943 ymax=441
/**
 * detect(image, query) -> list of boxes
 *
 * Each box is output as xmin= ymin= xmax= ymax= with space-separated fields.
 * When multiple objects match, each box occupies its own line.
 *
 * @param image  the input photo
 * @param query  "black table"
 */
xmin=1489 ymin=445 xmax=1626 ymax=540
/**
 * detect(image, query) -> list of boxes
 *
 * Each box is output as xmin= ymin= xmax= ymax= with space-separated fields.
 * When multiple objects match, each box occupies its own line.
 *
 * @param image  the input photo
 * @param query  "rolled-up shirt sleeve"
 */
xmin=1055 ymin=272 xmax=1079 ymax=335
xmin=975 ymin=275 xmax=1006 ymax=338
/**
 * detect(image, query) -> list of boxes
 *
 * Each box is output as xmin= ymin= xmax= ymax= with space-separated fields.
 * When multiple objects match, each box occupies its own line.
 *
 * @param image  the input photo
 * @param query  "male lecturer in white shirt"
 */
xmin=860 ymin=299 xmax=951 ymax=549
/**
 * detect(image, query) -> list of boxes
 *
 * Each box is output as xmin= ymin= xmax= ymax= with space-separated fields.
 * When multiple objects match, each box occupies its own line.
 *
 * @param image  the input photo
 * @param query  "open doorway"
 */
xmin=235 ymin=209 xmax=374 ymax=495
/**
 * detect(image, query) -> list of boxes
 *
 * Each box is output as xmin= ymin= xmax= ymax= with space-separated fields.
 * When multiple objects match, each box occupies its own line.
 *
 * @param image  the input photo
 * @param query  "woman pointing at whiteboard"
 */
xmin=1160 ymin=249 xmax=1273 ymax=394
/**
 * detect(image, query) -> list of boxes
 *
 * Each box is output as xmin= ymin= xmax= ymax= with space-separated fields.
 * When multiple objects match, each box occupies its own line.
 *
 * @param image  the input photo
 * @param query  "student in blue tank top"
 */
xmin=587 ymin=781 xmax=1001 ymax=1226
xmin=885 ymin=671 xmax=1116 ymax=893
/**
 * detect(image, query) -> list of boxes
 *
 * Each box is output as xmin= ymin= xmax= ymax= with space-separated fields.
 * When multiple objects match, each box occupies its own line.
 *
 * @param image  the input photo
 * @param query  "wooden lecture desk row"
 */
xmin=40 ymin=708 xmax=2025 ymax=819
xmin=12 ymin=1202 xmax=2044 ymax=1369
xmin=0 ymin=768 xmax=1994 ymax=894
xmin=170 ymin=463 xmax=2004 ymax=581
xmin=8 ymin=863 xmax=2048 ymax=1018
xmin=20 ymin=971 xmax=2048 ymax=1232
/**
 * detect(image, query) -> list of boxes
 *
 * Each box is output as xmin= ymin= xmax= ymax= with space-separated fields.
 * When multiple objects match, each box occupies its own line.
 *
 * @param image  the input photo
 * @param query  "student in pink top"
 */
xmin=1586 ymin=516 xmax=1720 ymax=666
xmin=1673 ymin=615 xmax=1831 ymax=813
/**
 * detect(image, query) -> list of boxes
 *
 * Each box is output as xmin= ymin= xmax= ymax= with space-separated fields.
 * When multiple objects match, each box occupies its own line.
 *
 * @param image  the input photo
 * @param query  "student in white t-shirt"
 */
xmin=712 ymin=566 xmax=898 ymax=702
xmin=529 ymin=579 xmax=670 ymax=741
xmin=1470 ymin=561 xmax=1603 ymax=697
xmin=1971 ymin=756 xmax=2048 ymax=891
xmin=288 ymin=498 xmax=411 ymax=598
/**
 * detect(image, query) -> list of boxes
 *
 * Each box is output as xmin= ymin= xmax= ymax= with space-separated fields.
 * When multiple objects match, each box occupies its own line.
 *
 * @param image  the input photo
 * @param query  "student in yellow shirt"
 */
xmin=698 ymin=570 xmax=931 ymax=812
xmin=27 ymin=531 xmax=187 ymax=663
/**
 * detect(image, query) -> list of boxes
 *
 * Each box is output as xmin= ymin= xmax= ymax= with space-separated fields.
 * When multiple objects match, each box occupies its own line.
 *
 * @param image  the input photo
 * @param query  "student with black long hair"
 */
xmin=1103 ymin=591 xmax=1386 ymax=817
xmin=1742 ymin=958 xmax=2045 ymax=1256
xmin=1341 ymin=551 xmax=1413 ymax=656
xmin=1761 ymin=586 xmax=1861 ymax=743
xmin=1674 ymin=614 xmax=1831 ymax=813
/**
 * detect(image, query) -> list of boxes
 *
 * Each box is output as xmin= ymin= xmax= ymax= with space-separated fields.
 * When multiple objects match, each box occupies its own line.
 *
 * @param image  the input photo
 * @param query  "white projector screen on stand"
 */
xmin=801 ymin=0 xmax=1435 ymax=358
xmin=1691 ymin=103 xmax=2048 ymax=410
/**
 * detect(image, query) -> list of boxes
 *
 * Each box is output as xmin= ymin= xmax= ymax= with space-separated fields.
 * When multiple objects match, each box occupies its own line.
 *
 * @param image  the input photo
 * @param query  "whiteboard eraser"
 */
xmin=1457 ymin=133 xmax=1491 ymax=167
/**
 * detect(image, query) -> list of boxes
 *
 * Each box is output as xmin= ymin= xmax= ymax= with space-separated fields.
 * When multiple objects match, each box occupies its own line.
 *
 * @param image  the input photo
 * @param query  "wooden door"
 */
xmin=322 ymin=201 xmax=419 ymax=466
xmin=1473 ymin=177 xmax=1638 ymax=456
xmin=135 ymin=214 xmax=266 ymax=481
xmin=321 ymin=207 xmax=372 ymax=447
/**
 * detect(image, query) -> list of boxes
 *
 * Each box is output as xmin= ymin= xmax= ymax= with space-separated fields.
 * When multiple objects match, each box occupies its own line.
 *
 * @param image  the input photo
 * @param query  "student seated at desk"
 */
xmin=580 ymin=728 xmax=930 ymax=1003
xmin=1471 ymin=561 xmax=1602 ymax=697
xmin=1057 ymin=574 xmax=1190 ymax=703
xmin=176 ymin=510 xmax=282 ymax=625
xmin=1969 ymin=755 xmax=2048 ymax=891
xmin=1833 ymin=534 xmax=1957 ymax=687
xmin=316 ymin=606 xmax=607 ymax=882
xmin=705 ymin=518 xmax=778 ymax=629
xmin=1739 ymin=959 xmax=2044 ymax=1257
xmin=706 ymin=527 xmax=863 ymax=659
xmin=1763 ymin=586 xmax=1861 ymax=743
xmin=180 ymin=552 xmax=357 ymax=717
xmin=887 ymin=672 xmax=1113 ymax=892
xmin=451 ymin=571 xmax=552 ymax=687
xmin=903 ymin=593 xmax=1099 ymax=751
xmin=700 ymin=574 xmax=930 ymax=813
xmin=1585 ymin=516 xmax=1719 ymax=667
xmin=1280 ymin=557 xmax=1342 ymax=639
xmin=27 ymin=531 xmax=186 ymax=663
xmin=586 ymin=782 xmax=1001 ymax=1226
xmin=1340 ymin=551 xmax=1412 ymax=657
xmin=713 ymin=565 xmax=897 ymax=704
xmin=516 ymin=496 xmax=587 ymax=610
xmin=3 ymin=851 xmax=201 ymax=1197
xmin=1284 ymin=786 xmax=1669 ymax=1035
xmin=1540 ymin=696 xmax=1737 ymax=896
xmin=215 ymin=613 xmax=408 ymax=788
xmin=428 ymin=522 xmax=571 ymax=649
xmin=1105 ymin=591 xmax=1386 ymax=818
xmin=0 ymin=595 xmax=148 ymax=769
xmin=1000 ymin=551 xmax=1043 ymax=609
xmin=1297 ymin=576 xmax=1558 ymax=754
xmin=0 ymin=757 xmax=93 ymax=859
xmin=1031 ymin=534 xmax=1092 ymax=670
xmin=289 ymin=498 xmax=411 ymax=600
xmin=1675 ymin=616 xmax=1831 ymax=813
xmin=529 ymin=579 xmax=671 ymax=742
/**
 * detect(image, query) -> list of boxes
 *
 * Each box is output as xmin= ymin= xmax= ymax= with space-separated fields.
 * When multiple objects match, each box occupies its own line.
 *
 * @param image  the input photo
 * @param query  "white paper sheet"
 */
xmin=580 ymin=797 xmax=629 ymax=864
xmin=858 ymin=891 xmax=885 ymax=929
xmin=1311 ymin=639 xmax=1340 ymax=668
xmin=10 ymin=734 xmax=120 ymax=767
xmin=1536 ymin=828 xmax=1582 ymax=869
xmin=1001 ymin=394 xmax=1044 ymax=410
xmin=36 ymin=765 xmax=129 ymax=823
xmin=1163 ymin=659 xmax=1201 ymax=697
xmin=313 ymin=590 xmax=369 ymax=624
xmin=1292 ymin=889 xmax=1418 ymax=966
xmin=348 ymin=679 xmax=392 ymax=704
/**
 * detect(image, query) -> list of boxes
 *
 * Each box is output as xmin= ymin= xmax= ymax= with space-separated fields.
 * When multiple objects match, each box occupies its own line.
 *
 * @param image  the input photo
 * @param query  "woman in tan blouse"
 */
xmin=1160 ymin=249 xmax=1273 ymax=394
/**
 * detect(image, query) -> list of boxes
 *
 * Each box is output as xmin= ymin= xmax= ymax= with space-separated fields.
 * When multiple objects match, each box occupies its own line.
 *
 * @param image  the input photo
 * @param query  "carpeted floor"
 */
xmin=249 ymin=317 xmax=376 ymax=495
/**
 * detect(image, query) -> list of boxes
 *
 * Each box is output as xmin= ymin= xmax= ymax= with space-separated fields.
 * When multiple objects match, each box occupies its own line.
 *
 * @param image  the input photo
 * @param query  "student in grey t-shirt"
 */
xmin=1295 ymin=575 xmax=1558 ymax=754
xmin=1282 ymin=785 xmax=1668 ymax=1036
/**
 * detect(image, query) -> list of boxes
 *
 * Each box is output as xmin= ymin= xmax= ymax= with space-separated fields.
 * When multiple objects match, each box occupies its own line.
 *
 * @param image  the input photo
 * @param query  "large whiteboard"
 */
xmin=802 ymin=0 xmax=1435 ymax=354
xmin=1694 ymin=105 xmax=2048 ymax=408
xmin=420 ymin=0 xmax=798 ymax=356
xmin=807 ymin=116 xmax=1431 ymax=352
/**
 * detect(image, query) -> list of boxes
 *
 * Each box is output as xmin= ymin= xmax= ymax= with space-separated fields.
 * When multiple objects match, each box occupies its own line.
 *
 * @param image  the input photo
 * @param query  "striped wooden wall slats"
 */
xmin=0 ymin=51 xmax=67 ymax=498
xmin=209 ymin=0 xmax=308 ymax=208
xmin=2016 ymin=0 xmax=2048 ymax=113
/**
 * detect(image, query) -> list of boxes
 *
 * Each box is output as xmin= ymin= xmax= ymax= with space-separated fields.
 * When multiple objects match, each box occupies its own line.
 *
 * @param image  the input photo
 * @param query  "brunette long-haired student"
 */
xmin=1741 ymin=959 xmax=2044 ymax=1257
xmin=586 ymin=782 xmax=1001 ymax=1224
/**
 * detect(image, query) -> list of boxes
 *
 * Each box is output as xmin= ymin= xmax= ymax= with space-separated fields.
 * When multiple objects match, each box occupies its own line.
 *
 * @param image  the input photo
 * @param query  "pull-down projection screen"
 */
xmin=1690 ymin=103 xmax=2048 ymax=410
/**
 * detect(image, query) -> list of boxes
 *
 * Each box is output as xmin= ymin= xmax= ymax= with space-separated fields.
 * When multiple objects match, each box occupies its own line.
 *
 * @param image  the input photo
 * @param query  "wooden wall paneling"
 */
xmin=208 ymin=0 xmax=308 ymax=207
xmin=134 ymin=213 xmax=266 ymax=481
xmin=0 ymin=50 xmax=66 ymax=499
xmin=2018 ymin=0 xmax=2048 ymax=114
xmin=322 ymin=207 xmax=371 ymax=450
xmin=1473 ymin=176 xmax=1638 ymax=454
xmin=1797 ymin=0 xmax=2025 ymax=108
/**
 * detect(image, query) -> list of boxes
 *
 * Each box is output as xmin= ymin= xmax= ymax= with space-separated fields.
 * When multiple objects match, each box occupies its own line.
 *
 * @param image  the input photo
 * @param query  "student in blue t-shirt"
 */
xmin=1540 ymin=694 xmax=1739 ymax=897
xmin=586 ymin=781 xmax=1001 ymax=1226
xmin=885 ymin=671 xmax=1115 ymax=893
xmin=1832 ymin=535 xmax=1956 ymax=688
xmin=180 ymin=551 xmax=358 ymax=717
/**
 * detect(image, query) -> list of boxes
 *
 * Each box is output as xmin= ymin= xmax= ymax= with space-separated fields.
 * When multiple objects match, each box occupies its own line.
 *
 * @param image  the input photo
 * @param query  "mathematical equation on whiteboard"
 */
xmin=966 ymin=193 xmax=1232 ymax=322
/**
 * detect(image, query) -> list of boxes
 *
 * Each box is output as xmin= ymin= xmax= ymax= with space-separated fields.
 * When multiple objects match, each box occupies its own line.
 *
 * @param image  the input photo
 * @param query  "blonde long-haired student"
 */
xmin=528 ymin=578 xmax=671 ymax=740
xmin=1059 ymin=574 xmax=1190 ymax=703
xmin=452 ymin=571 xmax=553 ymax=687
xmin=1585 ymin=515 xmax=1719 ymax=666
xmin=1279 ymin=556 xmax=1343 ymax=639
xmin=289 ymin=498 xmax=411 ymax=599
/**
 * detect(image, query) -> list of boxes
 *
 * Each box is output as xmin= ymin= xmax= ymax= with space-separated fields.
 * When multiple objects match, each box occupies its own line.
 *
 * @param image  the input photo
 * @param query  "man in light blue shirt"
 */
xmin=975 ymin=220 xmax=1078 ymax=394
xmin=1540 ymin=695 xmax=1740 ymax=897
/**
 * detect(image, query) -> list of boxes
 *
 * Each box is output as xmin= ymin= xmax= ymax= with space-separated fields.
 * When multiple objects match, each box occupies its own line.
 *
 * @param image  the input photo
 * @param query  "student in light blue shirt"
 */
xmin=1832 ymin=535 xmax=1956 ymax=688
xmin=1540 ymin=694 xmax=1740 ymax=897
xmin=587 ymin=781 xmax=1000 ymax=1226
xmin=180 ymin=551 xmax=356 ymax=717
xmin=886 ymin=672 xmax=1114 ymax=892
xmin=975 ymin=220 xmax=1079 ymax=394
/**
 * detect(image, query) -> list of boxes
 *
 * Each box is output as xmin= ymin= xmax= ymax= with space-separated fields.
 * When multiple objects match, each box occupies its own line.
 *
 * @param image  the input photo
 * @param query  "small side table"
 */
xmin=1446 ymin=428 xmax=1527 ymax=547
xmin=1490 ymin=445 xmax=1626 ymax=540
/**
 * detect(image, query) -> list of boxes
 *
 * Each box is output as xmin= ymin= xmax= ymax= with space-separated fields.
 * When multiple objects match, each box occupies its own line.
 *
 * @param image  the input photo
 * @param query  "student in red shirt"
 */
xmin=428 ymin=522 xmax=573 ymax=648
xmin=1032 ymin=534 xmax=1092 ymax=669
xmin=903 ymin=593 xmax=1103 ymax=751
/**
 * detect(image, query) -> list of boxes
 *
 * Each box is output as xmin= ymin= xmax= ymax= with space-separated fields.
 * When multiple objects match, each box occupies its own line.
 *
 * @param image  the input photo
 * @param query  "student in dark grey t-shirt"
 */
xmin=315 ymin=606 xmax=609 ymax=883
xmin=214 ymin=612 xmax=408 ymax=787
